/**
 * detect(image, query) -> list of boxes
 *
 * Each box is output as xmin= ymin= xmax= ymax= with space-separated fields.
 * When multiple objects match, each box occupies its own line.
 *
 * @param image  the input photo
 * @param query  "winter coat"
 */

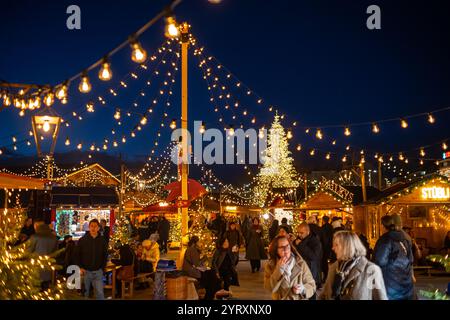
xmin=182 ymin=244 xmax=204 ymax=279
xmin=268 ymin=223 xmax=279 ymax=242
xmin=308 ymin=223 xmax=322 ymax=239
xmin=320 ymin=256 xmax=388 ymax=300
xmin=294 ymin=234 xmax=322 ymax=286
xmin=74 ymin=233 xmax=108 ymax=271
xmin=373 ymin=230 xmax=414 ymax=300
xmin=141 ymin=242 xmax=160 ymax=266
xmin=245 ymin=226 xmax=267 ymax=260
xmin=264 ymin=254 xmax=316 ymax=300
xmin=212 ymin=249 xmax=239 ymax=285
xmin=320 ymin=223 xmax=334 ymax=258
xmin=157 ymin=219 xmax=170 ymax=240
xmin=28 ymin=224 xmax=58 ymax=282
xmin=223 ymin=229 xmax=243 ymax=248
xmin=207 ymin=217 xmax=226 ymax=239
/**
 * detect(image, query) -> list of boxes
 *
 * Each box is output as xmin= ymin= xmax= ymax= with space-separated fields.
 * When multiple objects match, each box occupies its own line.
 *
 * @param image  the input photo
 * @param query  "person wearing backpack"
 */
xmin=373 ymin=214 xmax=414 ymax=300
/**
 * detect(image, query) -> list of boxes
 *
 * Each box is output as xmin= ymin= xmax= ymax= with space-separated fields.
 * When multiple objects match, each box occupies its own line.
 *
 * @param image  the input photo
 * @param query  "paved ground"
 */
xmin=64 ymin=249 xmax=449 ymax=300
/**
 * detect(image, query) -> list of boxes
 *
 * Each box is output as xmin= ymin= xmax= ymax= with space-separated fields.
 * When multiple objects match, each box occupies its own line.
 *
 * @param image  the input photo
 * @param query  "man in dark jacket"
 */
xmin=28 ymin=219 xmax=58 ymax=290
xmin=157 ymin=215 xmax=170 ymax=254
xmin=20 ymin=217 xmax=35 ymax=239
xmin=373 ymin=214 xmax=414 ymax=300
xmin=320 ymin=215 xmax=333 ymax=281
xmin=74 ymin=219 xmax=108 ymax=300
xmin=294 ymin=222 xmax=322 ymax=296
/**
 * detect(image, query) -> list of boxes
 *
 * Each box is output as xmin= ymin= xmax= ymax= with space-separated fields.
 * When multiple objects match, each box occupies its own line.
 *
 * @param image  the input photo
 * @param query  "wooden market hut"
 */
xmin=361 ymin=173 xmax=450 ymax=251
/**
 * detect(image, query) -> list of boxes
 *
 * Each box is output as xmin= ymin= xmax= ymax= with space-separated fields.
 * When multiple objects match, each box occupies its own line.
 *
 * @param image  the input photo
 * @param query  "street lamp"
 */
xmin=31 ymin=108 xmax=61 ymax=178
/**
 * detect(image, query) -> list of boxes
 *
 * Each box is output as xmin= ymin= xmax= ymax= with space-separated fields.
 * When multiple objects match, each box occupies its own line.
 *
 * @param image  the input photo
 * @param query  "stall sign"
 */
xmin=421 ymin=186 xmax=450 ymax=200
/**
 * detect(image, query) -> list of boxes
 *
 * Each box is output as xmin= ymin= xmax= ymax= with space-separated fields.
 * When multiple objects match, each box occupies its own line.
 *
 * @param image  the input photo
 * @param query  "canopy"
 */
xmin=0 ymin=172 xmax=46 ymax=190
xmin=164 ymin=179 xmax=207 ymax=202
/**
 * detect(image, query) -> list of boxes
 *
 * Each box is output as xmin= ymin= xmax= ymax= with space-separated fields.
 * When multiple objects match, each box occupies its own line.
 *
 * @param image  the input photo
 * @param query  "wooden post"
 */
xmin=378 ymin=160 xmax=382 ymax=190
xmin=360 ymin=162 xmax=367 ymax=202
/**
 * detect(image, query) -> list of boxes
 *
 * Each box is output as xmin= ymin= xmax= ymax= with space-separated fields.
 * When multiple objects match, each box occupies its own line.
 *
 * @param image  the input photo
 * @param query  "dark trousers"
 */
xmin=219 ymin=269 xmax=232 ymax=291
xmin=200 ymin=270 xmax=221 ymax=300
xmin=159 ymin=238 xmax=168 ymax=253
xmin=250 ymin=259 xmax=261 ymax=271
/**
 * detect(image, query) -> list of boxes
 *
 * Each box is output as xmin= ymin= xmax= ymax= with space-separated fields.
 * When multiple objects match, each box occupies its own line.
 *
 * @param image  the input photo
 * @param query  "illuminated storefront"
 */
xmin=364 ymin=174 xmax=450 ymax=248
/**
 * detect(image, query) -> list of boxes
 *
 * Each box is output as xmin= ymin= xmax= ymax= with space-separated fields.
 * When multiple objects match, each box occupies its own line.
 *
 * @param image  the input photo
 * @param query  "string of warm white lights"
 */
xmin=0 ymin=0 xmax=183 ymax=117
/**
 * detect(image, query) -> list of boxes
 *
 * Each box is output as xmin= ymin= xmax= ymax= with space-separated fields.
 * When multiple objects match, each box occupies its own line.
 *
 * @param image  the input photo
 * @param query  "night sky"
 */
xmin=1 ymin=0 xmax=450 ymax=179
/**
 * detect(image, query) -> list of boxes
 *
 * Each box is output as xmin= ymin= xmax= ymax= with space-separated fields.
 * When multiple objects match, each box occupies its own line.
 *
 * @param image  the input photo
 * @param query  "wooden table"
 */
xmin=104 ymin=263 xmax=122 ymax=299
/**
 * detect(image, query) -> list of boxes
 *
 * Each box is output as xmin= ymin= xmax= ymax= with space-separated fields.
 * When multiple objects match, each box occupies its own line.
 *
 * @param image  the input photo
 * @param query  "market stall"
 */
xmin=50 ymin=186 xmax=118 ymax=239
xmin=364 ymin=173 xmax=450 ymax=250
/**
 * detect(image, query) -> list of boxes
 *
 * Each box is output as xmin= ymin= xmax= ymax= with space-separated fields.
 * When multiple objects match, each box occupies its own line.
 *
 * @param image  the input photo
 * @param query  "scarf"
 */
xmin=279 ymin=255 xmax=296 ymax=284
xmin=331 ymin=256 xmax=360 ymax=299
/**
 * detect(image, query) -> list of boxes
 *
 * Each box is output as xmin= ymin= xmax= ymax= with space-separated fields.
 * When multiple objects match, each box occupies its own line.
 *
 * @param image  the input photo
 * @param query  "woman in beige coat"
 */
xmin=320 ymin=230 xmax=388 ymax=300
xmin=264 ymin=235 xmax=316 ymax=300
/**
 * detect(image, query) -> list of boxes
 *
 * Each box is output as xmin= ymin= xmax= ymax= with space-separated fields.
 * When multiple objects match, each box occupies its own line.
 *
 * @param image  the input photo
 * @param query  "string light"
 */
xmin=443 ymin=142 xmax=448 ymax=151
xmin=296 ymin=144 xmax=302 ymax=151
xmin=428 ymin=113 xmax=435 ymax=124
xmin=140 ymin=116 xmax=148 ymax=125
xmin=170 ymin=119 xmax=177 ymax=129
xmin=79 ymin=72 xmax=92 ymax=93
xmin=344 ymin=127 xmax=351 ymax=136
xmin=420 ymin=148 xmax=426 ymax=157
xmin=114 ymin=109 xmax=121 ymax=120
xmin=99 ymin=57 xmax=112 ymax=81
xmin=65 ymin=137 xmax=70 ymax=146
xmin=165 ymin=16 xmax=179 ymax=38
xmin=130 ymin=38 xmax=147 ymax=63
xmin=287 ymin=129 xmax=293 ymax=139
xmin=316 ymin=128 xmax=323 ymax=140
xmin=401 ymin=119 xmax=408 ymax=128
xmin=56 ymin=82 xmax=68 ymax=100
xmin=199 ymin=122 xmax=206 ymax=134
xmin=44 ymin=92 xmax=54 ymax=107
xmin=372 ymin=123 xmax=380 ymax=133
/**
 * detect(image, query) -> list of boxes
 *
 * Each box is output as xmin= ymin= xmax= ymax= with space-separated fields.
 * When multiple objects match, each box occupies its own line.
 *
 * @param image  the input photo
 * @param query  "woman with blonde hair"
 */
xmin=264 ymin=235 xmax=316 ymax=300
xmin=320 ymin=230 xmax=387 ymax=300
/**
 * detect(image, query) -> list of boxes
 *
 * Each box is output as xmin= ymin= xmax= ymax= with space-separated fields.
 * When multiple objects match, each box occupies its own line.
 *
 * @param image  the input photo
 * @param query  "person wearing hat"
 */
xmin=373 ymin=214 xmax=415 ymax=300
xmin=139 ymin=235 xmax=160 ymax=274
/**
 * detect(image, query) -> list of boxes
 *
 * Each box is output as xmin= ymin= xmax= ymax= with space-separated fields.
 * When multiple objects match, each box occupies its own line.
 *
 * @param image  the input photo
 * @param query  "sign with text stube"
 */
xmin=421 ymin=186 xmax=450 ymax=200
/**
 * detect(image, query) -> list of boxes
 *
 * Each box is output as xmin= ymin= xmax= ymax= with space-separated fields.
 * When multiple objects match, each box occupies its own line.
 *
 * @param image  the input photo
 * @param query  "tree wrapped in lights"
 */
xmin=110 ymin=214 xmax=132 ymax=250
xmin=0 ymin=208 xmax=64 ymax=300
xmin=254 ymin=114 xmax=299 ymax=206
xmin=169 ymin=213 xmax=181 ymax=244
xmin=186 ymin=211 xmax=216 ymax=268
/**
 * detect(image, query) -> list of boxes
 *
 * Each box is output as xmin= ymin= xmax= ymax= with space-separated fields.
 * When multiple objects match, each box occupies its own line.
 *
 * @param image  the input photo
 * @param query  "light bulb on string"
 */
xmin=316 ymin=129 xmax=323 ymax=140
xmin=19 ymin=109 xmax=25 ymax=117
xmin=130 ymin=38 xmax=147 ymax=63
xmin=296 ymin=144 xmax=302 ymax=151
xmin=443 ymin=142 xmax=448 ymax=150
xmin=44 ymin=92 xmax=54 ymax=107
xmin=309 ymin=149 xmax=315 ymax=156
xmin=56 ymin=81 xmax=68 ymax=100
xmin=79 ymin=72 xmax=92 ymax=93
xmin=114 ymin=109 xmax=121 ymax=120
xmin=170 ymin=119 xmax=177 ymax=130
xmin=65 ymin=137 xmax=70 ymax=146
xmin=140 ymin=116 xmax=148 ymax=125
xmin=428 ymin=113 xmax=435 ymax=124
xmin=98 ymin=57 xmax=112 ymax=81
xmin=227 ymin=126 xmax=235 ymax=136
xmin=258 ymin=127 xmax=265 ymax=139
xmin=401 ymin=119 xmax=408 ymax=128
xmin=344 ymin=127 xmax=351 ymax=136
xmin=372 ymin=123 xmax=380 ymax=133
xmin=165 ymin=16 xmax=179 ymax=38
xmin=199 ymin=122 xmax=206 ymax=134
xmin=420 ymin=148 xmax=426 ymax=157
xmin=86 ymin=102 xmax=95 ymax=113
xmin=325 ymin=153 xmax=331 ymax=160
xmin=420 ymin=159 xmax=424 ymax=165
xmin=77 ymin=143 xmax=82 ymax=150
xmin=287 ymin=129 xmax=293 ymax=139
xmin=3 ymin=94 xmax=11 ymax=106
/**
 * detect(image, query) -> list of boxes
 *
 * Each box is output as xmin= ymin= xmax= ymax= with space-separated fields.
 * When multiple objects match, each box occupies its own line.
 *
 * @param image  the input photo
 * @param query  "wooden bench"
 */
xmin=413 ymin=266 xmax=432 ymax=277
xmin=121 ymin=273 xmax=154 ymax=299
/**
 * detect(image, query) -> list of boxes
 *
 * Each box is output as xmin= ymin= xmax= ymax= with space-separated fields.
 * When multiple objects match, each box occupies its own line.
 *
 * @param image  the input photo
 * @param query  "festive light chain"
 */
xmin=190 ymin=36 xmax=450 ymax=166
xmin=0 ymin=2 xmax=183 ymax=116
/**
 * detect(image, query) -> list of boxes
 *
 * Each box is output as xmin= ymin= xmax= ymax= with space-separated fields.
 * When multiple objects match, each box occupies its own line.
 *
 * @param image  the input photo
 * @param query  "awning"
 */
xmin=0 ymin=172 xmax=46 ymax=190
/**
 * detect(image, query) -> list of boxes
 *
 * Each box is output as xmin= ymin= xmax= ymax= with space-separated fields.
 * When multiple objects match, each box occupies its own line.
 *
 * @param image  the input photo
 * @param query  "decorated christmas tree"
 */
xmin=0 ymin=208 xmax=64 ymax=299
xmin=187 ymin=211 xmax=217 ymax=268
xmin=254 ymin=113 xmax=299 ymax=206
xmin=109 ymin=214 xmax=132 ymax=250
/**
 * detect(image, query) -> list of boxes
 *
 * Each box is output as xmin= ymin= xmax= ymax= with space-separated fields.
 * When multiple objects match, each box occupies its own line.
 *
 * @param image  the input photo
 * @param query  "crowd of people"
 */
xmin=16 ymin=210 xmax=450 ymax=300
